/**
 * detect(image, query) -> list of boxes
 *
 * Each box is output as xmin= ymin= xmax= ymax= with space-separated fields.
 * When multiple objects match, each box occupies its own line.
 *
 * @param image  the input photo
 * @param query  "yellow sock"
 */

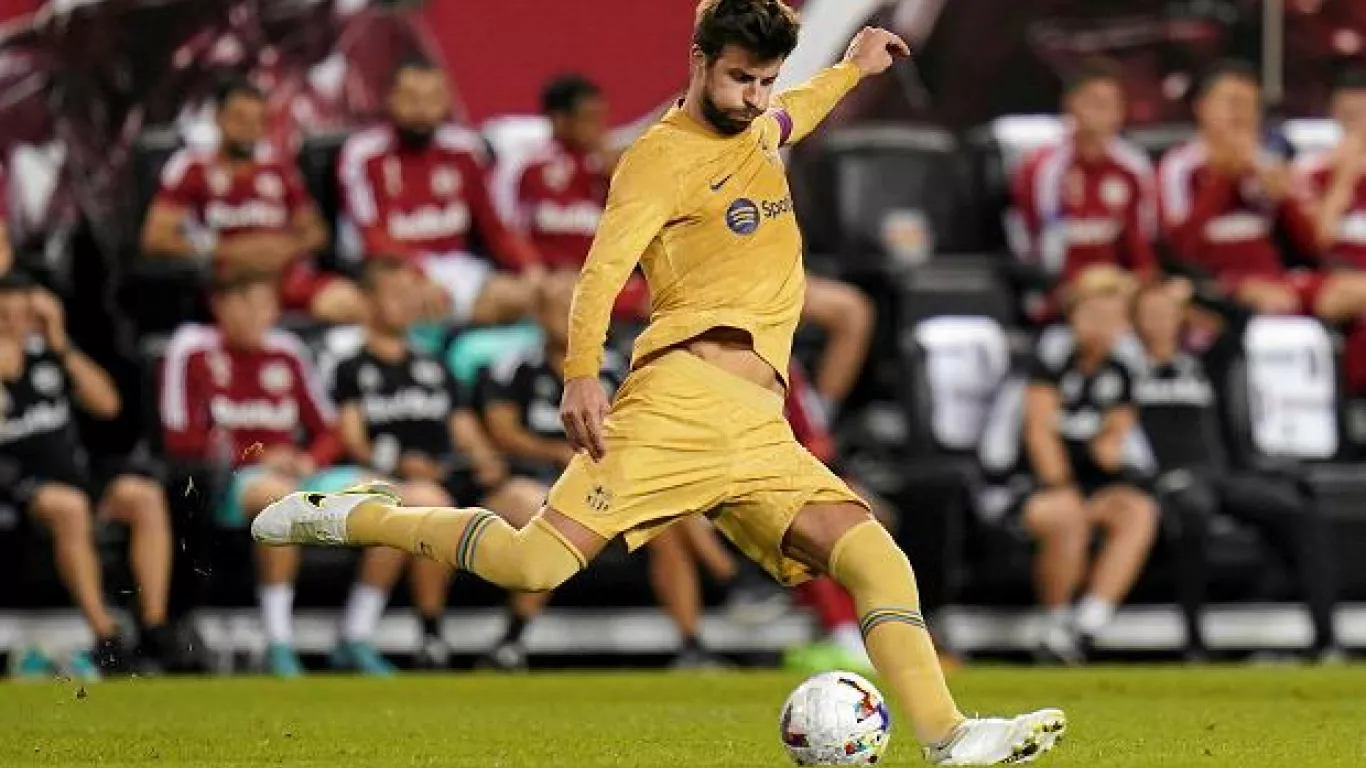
xmin=827 ymin=520 xmax=964 ymax=745
xmin=348 ymin=502 xmax=585 ymax=593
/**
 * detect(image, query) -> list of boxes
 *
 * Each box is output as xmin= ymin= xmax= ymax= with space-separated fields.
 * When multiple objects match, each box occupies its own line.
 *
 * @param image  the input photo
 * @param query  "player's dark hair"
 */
xmin=209 ymin=269 xmax=275 ymax=297
xmin=1194 ymin=59 xmax=1260 ymax=102
xmin=1063 ymin=58 xmax=1124 ymax=98
xmin=1333 ymin=67 xmax=1366 ymax=95
xmin=359 ymin=257 xmax=409 ymax=292
xmin=390 ymin=56 xmax=442 ymax=90
xmin=215 ymin=77 xmax=264 ymax=110
xmin=542 ymin=74 xmax=602 ymax=117
xmin=693 ymin=0 xmax=800 ymax=63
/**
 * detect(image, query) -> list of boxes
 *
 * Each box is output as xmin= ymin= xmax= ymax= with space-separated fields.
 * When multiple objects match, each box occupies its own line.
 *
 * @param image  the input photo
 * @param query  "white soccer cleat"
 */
xmin=251 ymin=482 xmax=401 ymax=547
xmin=924 ymin=709 xmax=1067 ymax=765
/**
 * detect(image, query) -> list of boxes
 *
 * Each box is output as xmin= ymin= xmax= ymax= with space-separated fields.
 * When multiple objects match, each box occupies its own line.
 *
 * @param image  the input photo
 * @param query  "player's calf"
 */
xmin=252 ymin=487 xmax=590 ymax=593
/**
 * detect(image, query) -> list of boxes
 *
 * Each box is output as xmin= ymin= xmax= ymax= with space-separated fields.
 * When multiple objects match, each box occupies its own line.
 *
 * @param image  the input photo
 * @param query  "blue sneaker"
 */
xmin=266 ymin=643 xmax=305 ymax=678
xmin=8 ymin=647 xmax=56 ymax=680
xmin=331 ymin=641 xmax=396 ymax=677
xmin=64 ymin=650 xmax=102 ymax=682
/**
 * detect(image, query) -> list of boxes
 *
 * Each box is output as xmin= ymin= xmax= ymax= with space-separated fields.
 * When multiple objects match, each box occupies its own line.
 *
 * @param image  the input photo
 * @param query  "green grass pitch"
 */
xmin=2 ymin=666 xmax=1363 ymax=766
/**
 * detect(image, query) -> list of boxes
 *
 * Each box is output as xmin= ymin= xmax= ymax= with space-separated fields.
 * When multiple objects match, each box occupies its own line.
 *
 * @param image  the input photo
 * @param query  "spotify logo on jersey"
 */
xmin=726 ymin=198 xmax=760 ymax=235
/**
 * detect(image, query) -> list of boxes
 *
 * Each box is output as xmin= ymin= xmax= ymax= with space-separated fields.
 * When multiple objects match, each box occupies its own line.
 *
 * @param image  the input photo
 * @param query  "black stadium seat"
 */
xmin=813 ymin=124 xmax=983 ymax=270
xmin=297 ymin=131 xmax=353 ymax=274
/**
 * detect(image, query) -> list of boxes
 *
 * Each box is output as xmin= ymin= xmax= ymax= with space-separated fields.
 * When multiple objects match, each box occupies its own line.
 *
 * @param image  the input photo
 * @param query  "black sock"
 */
xmin=680 ymin=634 xmax=702 ymax=654
xmin=420 ymin=614 xmax=442 ymax=640
xmin=501 ymin=614 xmax=530 ymax=645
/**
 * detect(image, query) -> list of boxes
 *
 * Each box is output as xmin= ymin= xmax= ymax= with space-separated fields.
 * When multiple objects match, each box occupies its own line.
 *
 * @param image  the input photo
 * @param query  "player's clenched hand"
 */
xmin=561 ymin=376 xmax=610 ymax=461
xmin=843 ymin=26 xmax=911 ymax=77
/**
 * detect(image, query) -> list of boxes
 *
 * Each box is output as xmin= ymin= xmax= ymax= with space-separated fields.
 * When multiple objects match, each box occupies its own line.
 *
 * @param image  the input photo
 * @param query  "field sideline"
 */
xmin=2 ymin=666 xmax=1363 ymax=767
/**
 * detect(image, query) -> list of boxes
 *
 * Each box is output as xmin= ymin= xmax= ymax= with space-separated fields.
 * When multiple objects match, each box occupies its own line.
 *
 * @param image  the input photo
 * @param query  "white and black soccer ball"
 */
xmin=779 ymin=671 xmax=892 ymax=766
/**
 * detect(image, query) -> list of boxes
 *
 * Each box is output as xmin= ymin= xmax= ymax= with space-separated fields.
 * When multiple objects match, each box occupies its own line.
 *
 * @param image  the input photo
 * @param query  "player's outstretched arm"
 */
xmin=771 ymin=26 xmax=910 ymax=147
xmin=561 ymin=141 xmax=677 ymax=459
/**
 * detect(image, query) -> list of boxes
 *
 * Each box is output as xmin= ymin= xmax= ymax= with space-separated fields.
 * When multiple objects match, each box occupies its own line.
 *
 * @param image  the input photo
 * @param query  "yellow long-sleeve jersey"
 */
xmin=563 ymin=61 xmax=863 ymax=383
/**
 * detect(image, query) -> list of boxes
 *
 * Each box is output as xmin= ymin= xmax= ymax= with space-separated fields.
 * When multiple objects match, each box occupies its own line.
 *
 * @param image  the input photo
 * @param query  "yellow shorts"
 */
xmin=547 ymin=350 xmax=867 ymax=585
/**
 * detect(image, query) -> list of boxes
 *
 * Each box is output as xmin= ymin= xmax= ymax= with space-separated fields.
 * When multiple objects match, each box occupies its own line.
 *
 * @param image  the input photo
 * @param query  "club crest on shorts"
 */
xmin=586 ymin=484 xmax=613 ymax=512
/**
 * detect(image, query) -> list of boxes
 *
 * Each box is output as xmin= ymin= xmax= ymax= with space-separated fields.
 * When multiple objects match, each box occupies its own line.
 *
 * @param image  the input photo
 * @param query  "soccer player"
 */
xmin=331 ymin=257 xmax=547 ymax=670
xmin=337 ymin=59 xmax=542 ymax=326
xmin=159 ymin=271 xmax=413 ymax=677
xmin=1016 ymin=266 xmax=1159 ymax=664
xmin=141 ymin=79 xmax=364 ymax=324
xmin=0 ymin=272 xmax=177 ymax=678
xmin=255 ymin=3 xmax=1065 ymax=763
xmin=1160 ymin=61 xmax=1366 ymax=318
xmin=1013 ymin=59 xmax=1158 ymax=320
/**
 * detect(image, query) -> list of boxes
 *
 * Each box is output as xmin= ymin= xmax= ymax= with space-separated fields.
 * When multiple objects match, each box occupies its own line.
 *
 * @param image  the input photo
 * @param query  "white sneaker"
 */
xmin=251 ymin=482 xmax=401 ymax=547
xmin=924 ymin=709 xmax=1066 ymax=765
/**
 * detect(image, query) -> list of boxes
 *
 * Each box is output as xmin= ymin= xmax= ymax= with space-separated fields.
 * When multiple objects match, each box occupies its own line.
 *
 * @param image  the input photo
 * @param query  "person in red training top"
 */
xmin=1013 ymin=58 xmax=1158 ymax=320
xmin=1295 ymin=68 xmax=1366 ymax=393
xmin=1159 ymin=61 xmax=1366 ymax=317
xmin=338 ymin=58 xmax=542 ymax=326
xmin=515 ymin=74 xmax=650 ymax=320
xmin=159 ymin=271 xmax=411 ymax=678
xmin=141 ymin=79 xmax=364 ymax=324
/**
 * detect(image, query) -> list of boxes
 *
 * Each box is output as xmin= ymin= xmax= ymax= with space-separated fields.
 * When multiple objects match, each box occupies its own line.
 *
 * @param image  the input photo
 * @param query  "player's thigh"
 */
xmin=717 ymin=442 xmax=871 ymax=585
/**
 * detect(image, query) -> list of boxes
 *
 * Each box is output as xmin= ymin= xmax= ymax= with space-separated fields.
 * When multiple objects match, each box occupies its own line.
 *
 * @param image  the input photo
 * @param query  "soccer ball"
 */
xmin=779 ymin=671 xmax=892 ymax=765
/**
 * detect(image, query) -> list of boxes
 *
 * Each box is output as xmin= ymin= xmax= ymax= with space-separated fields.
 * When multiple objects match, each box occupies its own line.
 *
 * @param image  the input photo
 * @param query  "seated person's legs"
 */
xmin=1020 ymin=488 xmax=1091 ymax=618
xmin=29 ymin=482 xmax=120 ymax=644
xmin=646 ymin=523 xmax=725 ymax=667
xmin=237 ymin=469 xmax=305 ymax=674
xmin=801 ymin=275 xmax=874 ymax=409
xmin=1215 ymin=474 xmax=1340 ymax=654
xmin=98 ymin=474 xmax=175 ymax=661
xmin=398 ymin=480 xmax=456 ymax=667
xmin=478 ymin=476 xmax=555 ymax=669
xmin=1078 ymin=484 xmax=1160 ymax=640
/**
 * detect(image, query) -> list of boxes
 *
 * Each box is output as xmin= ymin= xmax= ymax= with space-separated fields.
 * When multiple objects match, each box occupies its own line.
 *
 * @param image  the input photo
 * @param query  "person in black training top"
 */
xmin=1130 ymin=282 xmax=1342 ymax=661
xmin=1020 ymin=265 xmax=1159 ymax=664
xmin=331 ymin=257 xmax=547 ymax=671
xmin=0 ymin=271 xmax=178 ymax=678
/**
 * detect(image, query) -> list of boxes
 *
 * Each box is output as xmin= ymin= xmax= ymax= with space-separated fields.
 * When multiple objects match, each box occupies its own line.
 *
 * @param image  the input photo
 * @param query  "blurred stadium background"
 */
xmin=2 ymin=0 xmax=1366 ymax=679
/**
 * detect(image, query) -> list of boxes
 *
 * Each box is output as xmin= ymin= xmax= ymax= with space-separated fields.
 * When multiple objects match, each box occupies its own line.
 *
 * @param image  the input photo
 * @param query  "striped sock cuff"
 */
xmin=859 ymin=608 xmax=927 ymax=638
xmin=455 ymin=511 xmax=499 ymax=571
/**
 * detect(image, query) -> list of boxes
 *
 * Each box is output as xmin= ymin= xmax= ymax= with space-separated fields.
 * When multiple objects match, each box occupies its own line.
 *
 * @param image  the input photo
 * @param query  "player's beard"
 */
xmin=224 ymin=141 xmax=256 ymax=161
xmin=700 ymin=90 xmax=759 ymax=136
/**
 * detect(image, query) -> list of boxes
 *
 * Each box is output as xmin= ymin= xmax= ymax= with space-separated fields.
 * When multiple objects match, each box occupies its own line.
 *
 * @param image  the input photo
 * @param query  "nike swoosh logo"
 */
xmin=709 ymin=173 xmax=733 ymax=192
xmin=304 ymin=493 xmax=327 ymax=508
